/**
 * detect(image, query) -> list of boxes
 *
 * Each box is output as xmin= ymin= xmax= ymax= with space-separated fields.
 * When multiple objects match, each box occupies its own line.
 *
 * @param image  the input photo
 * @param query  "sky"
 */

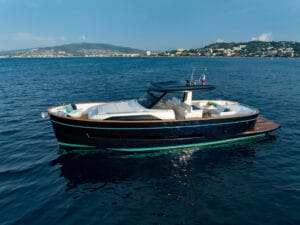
xmin=0 ymin=0 xmax=299 ymax=51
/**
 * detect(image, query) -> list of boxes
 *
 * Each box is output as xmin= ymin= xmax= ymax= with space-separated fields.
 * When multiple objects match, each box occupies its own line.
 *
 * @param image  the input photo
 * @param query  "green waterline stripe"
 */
xmin=51 ymin=117 xmax=257 ymax=130
xmin=108 ymin=134 xmax=266 ymax=152
xmin=58 ymin=142 xmax=95 ymax=148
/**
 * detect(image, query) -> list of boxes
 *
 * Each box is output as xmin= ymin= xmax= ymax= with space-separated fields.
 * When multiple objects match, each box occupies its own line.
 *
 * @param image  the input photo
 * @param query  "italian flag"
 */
xmin=200 ymin=69 xmax=206 ymax=85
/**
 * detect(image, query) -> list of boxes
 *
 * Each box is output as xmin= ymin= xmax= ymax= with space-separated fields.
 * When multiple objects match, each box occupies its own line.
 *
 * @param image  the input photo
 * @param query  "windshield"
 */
xmin=137 ymin=91 xmax=164 ymax=109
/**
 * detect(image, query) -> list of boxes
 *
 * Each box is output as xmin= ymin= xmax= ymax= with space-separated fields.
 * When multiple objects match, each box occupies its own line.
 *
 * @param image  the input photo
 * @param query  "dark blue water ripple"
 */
xmin=0 ymin=57 xmax=299 ymax=225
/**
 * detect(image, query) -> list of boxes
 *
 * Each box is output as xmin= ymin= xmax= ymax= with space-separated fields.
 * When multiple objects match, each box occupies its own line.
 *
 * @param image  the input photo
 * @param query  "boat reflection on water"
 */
xmin=50 ymin=137 xmax=276 ymax=191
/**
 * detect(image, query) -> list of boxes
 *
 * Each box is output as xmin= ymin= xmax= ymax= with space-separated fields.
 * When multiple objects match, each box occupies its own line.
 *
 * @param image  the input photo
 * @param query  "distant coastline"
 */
xmin=0 ymin=43 xmax=144 ymax=59
xmin=0 ymin=41 xmax=299 ymax=58
xmin=161 ymin=41 xmax=299 ymax=58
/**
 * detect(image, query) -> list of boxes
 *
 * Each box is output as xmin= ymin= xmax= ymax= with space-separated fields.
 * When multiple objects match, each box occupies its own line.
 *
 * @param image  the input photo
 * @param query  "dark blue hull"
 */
xmin=49 ymin=113 xmax=263 ymax=152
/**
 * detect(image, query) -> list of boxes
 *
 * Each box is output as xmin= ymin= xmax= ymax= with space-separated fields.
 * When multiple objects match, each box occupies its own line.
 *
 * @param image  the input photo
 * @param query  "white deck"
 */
xmin=87 ymin=100 xmax=175 ymax=120
xmin=49 ymin=98 xmax=257 ymax=121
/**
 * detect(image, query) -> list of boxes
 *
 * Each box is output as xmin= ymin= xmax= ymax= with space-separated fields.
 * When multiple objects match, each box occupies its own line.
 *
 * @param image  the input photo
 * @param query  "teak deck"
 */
xmin=244 ymin=117 xmax=280 ymax=135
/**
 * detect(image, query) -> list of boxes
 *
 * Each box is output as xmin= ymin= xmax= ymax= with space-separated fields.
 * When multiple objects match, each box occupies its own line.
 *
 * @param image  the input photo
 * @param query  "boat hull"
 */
xmin=47 ymin=113 xmax=278 ymax=152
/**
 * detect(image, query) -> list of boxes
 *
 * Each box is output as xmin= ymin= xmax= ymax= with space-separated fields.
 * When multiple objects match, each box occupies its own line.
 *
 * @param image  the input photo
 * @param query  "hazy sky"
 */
xmin=0 ymin=0 xmax=299 ymax=51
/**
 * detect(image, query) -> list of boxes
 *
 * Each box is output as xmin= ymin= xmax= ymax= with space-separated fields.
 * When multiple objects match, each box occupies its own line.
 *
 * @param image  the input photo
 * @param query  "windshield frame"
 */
xmin=137 ymin=91 xmax=166 ymax=109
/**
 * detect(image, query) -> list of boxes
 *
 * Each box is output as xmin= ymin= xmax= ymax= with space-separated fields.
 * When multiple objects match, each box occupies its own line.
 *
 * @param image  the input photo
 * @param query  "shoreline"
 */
xmin=0 ymin=55 xmax=299 ymax=59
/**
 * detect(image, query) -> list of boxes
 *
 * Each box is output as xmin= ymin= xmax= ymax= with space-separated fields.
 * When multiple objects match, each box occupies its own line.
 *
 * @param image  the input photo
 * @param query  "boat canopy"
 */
xmin=148 ymin=81 xmax=216 ymax=93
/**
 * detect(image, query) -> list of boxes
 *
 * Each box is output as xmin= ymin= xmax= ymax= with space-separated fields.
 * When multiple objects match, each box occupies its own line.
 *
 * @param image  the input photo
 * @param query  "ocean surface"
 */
xmin=0 ymin=57 xmax=299 ymax=225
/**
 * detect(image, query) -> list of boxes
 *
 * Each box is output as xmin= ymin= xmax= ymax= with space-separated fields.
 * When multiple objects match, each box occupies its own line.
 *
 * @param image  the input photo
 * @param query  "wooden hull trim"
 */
xmin=51 ymin=117 xmax=257 ymax=130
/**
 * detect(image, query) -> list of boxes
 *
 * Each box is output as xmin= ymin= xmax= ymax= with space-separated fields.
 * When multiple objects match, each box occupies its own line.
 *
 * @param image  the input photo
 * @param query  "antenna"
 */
xmin=191 ymin=67 xmax=195 ymax=81
xmin=186 ymin=67 xmax=197 ymax=86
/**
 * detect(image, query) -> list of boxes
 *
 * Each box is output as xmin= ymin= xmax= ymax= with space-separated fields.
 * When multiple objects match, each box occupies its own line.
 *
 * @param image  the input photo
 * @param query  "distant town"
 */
xmin=0 ymin=41 xmax=299 ymax=58
xmin=160 ymin=41 xmax=299 ymax=58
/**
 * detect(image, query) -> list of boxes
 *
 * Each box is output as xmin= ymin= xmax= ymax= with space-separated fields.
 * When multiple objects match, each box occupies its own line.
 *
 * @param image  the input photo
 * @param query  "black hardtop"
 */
xmin=148 ymin=80 xmax=216 ymax=93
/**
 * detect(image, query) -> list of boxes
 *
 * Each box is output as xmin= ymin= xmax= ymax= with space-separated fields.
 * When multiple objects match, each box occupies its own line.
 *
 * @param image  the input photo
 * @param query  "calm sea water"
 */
xmin=0 ymin=57 xmax=299 ymax=225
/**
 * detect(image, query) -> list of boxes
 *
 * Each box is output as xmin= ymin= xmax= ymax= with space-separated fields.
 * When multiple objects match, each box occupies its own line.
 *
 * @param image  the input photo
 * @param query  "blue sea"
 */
xmin=0 ymin=57 xmax=299 ymax=225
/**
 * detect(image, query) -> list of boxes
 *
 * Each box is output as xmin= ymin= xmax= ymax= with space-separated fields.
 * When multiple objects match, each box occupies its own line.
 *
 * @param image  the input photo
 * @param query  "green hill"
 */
xmin=162 ymin=41 xmax=300 ymax=57
xmin=0 ymin=42 xmax=145 ymax=57
xmin=44 ymin=43 xmax=144 ymax=54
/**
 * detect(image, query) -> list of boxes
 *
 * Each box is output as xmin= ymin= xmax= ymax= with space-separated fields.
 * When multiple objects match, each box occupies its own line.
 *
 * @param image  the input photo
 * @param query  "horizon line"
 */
xmin=1 ymin=39 xmax=300 ymax=53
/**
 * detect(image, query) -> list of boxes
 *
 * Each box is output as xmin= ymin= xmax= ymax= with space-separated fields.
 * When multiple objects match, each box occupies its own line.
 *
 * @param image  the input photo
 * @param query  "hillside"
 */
xmin=0 ymin=43 xmax=145 ymax=58
xmin=162 ymin=41 xmax=300 ymax=57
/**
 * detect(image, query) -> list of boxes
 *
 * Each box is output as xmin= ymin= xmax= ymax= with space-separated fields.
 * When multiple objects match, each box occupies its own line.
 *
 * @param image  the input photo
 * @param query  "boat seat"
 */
xmin=192 ymin=105 xmax=201 ymax=110
xmin=204 ymin=102 xmax=235 ymax=118
xmin=63 ymin=104 xmax=83 ymax=118
xmin=166 ymin=98 xmax=202 ymax=119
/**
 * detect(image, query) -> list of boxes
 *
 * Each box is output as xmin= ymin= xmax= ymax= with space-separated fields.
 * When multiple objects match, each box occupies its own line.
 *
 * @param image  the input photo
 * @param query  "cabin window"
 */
xmin=104 ymin=115 xmax=160 ymax=120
